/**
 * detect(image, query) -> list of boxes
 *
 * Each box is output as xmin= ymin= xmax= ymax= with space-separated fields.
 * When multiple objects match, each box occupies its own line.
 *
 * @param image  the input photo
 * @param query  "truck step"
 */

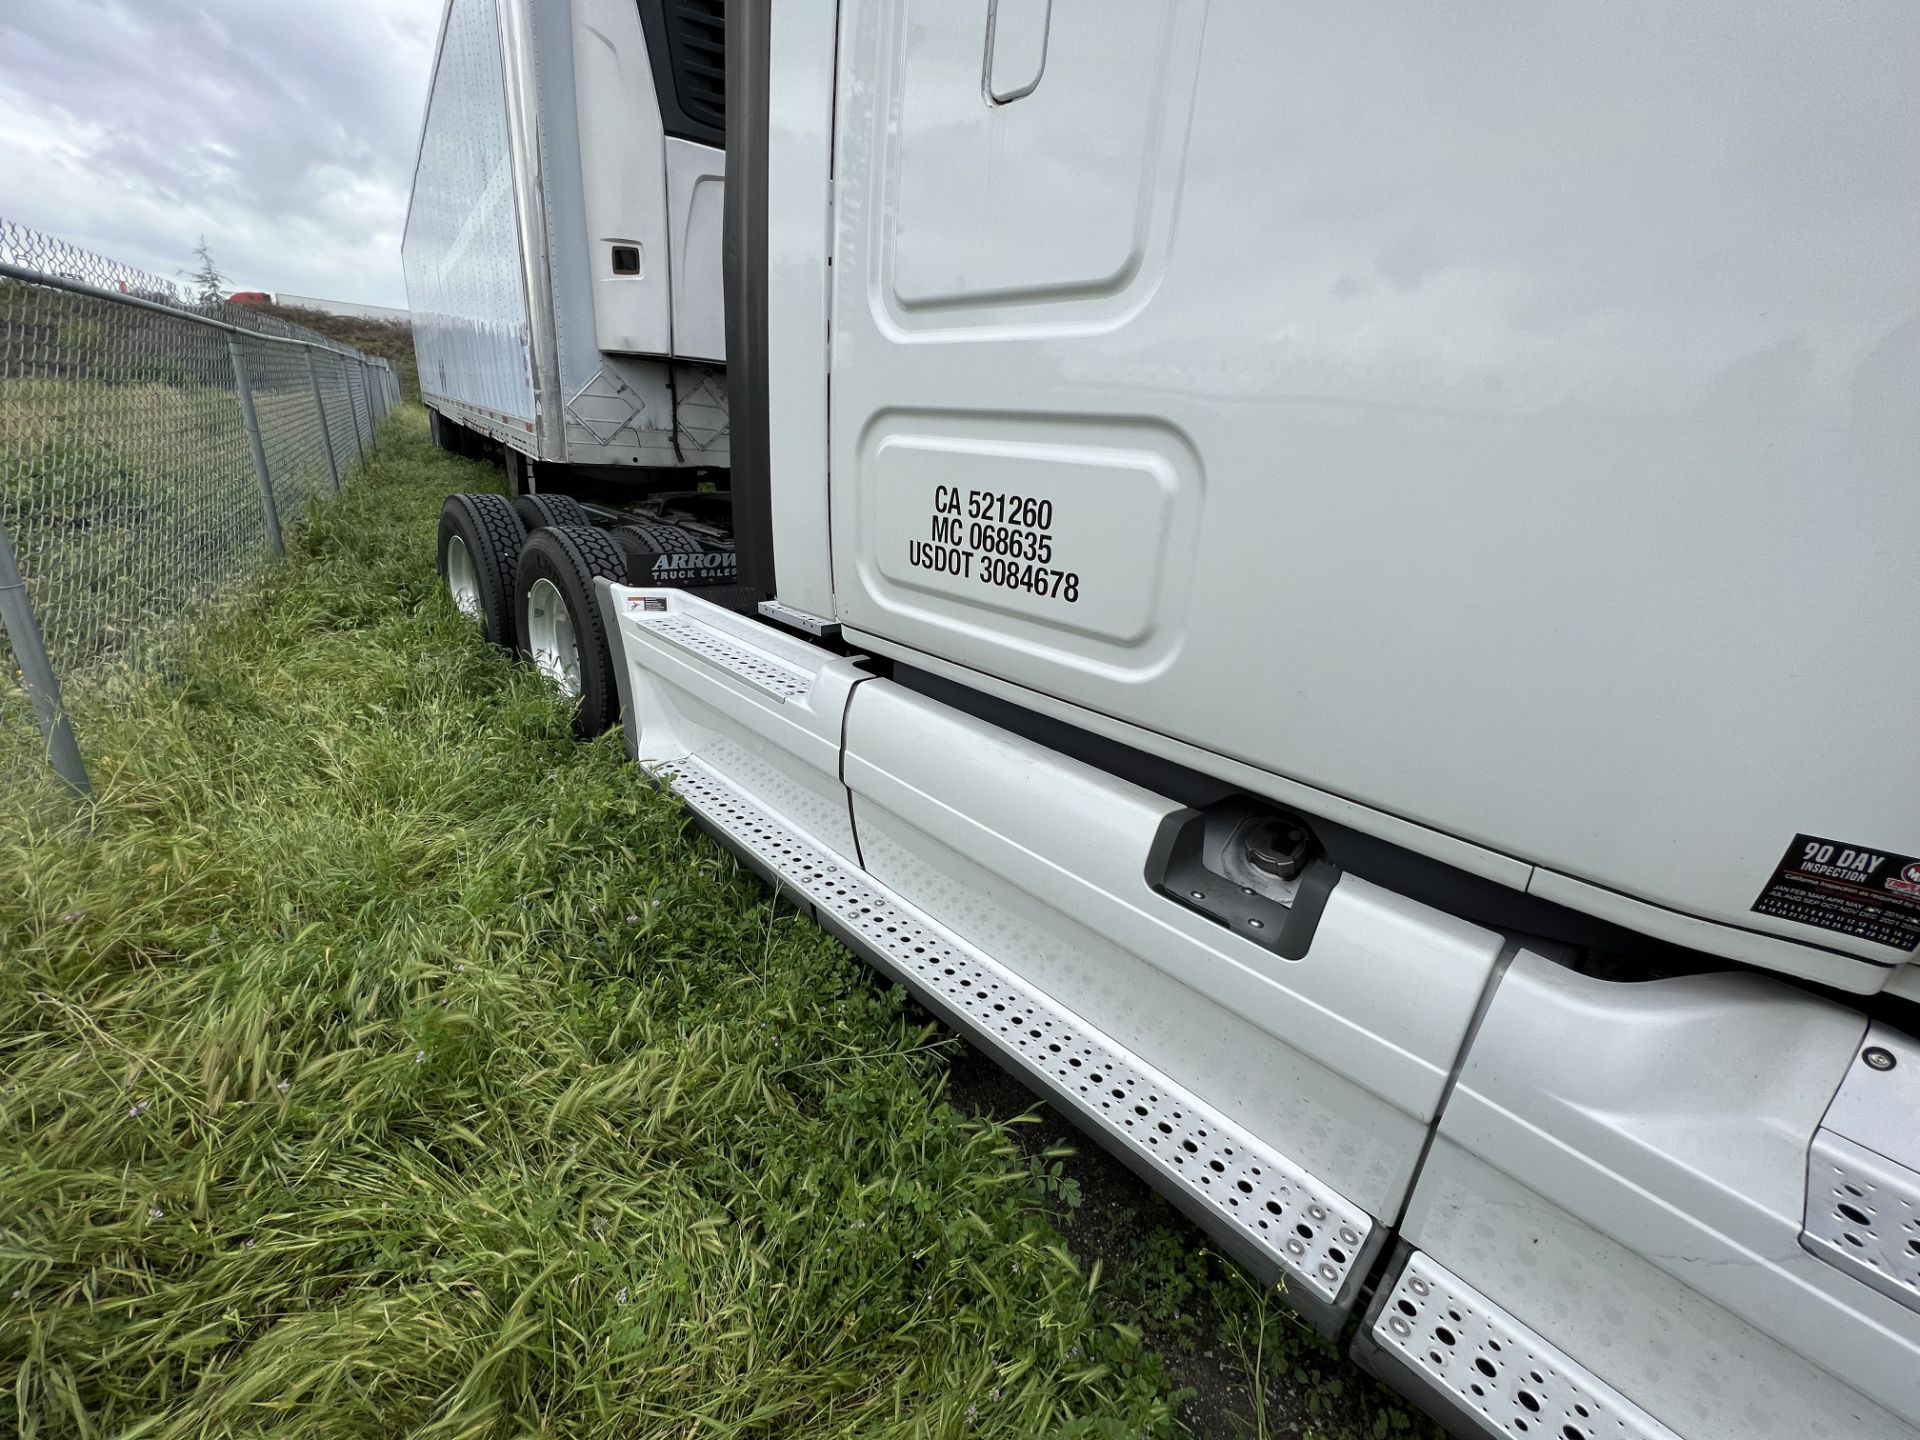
xmin=663 ymin=756 xmax=1375 ymax=1308
xmin=635 ymin=612 xmax=816 ymax=701
xmin=1374 ymin=1251 xmax=1679 ymax=1440
xmin=1801 ymin=1023 xmax=1920 ymax=1315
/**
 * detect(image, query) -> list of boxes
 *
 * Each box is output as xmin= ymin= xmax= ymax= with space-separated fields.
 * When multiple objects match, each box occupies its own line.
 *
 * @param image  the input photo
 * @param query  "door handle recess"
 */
xmin=985 ymin=0 xmax=1052 ymax=104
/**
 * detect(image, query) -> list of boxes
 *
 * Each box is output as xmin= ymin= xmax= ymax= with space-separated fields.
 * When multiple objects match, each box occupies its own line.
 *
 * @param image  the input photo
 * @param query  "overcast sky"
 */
xmin=0 ymin=0 xmax=440 ymax=308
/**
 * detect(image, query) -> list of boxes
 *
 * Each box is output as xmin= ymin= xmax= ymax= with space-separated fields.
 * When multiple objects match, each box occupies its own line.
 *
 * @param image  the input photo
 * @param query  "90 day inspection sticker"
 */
xmin=1752 ymin=833 xmax=1920 ymax=951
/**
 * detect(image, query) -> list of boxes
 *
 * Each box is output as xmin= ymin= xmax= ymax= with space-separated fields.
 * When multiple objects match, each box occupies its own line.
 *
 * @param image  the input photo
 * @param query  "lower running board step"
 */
xmin=662 ymin=757 xmax=1375 ymax=1312
xmin=1374 ymin=1251 xmax=1681 ymax=1440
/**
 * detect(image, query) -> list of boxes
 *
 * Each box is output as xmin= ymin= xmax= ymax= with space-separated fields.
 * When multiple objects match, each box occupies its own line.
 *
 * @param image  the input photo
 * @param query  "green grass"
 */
xmin=0 ymin=408 xmax=1178 ymax=1438
xmin=0 ymin=407 xmax=1435 ymax=1440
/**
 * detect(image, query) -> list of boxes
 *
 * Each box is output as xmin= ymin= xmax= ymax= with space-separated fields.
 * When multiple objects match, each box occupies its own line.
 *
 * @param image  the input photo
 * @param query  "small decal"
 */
xmin=1752 ymin=834 xmax=1920 ymax=952
xmin=905 ymin=484 xmax=1081 ymax=604
xmin=648 ymin=551 xmax=736 ymax=584
xmin=626 ymin=595 xmax=668 ymax=612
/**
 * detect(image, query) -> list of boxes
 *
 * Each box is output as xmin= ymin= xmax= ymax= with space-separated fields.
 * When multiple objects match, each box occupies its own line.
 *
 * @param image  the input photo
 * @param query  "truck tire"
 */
xmin=514 ymin=525 xmax=625 ymax=738
xmin=437 ymin=494 xmax=526 ymax=648
xmin=615 ymin=520 xmax=700 ymax=555
xmin=512 ymin=492 xmax=591 ymax=532
xmin=429 ymin=408 xmax=459 ymax=453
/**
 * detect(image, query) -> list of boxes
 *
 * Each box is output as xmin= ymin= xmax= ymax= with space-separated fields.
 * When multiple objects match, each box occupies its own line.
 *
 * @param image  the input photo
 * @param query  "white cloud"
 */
xmin=0 ymin=0 xmax=440 ymax=308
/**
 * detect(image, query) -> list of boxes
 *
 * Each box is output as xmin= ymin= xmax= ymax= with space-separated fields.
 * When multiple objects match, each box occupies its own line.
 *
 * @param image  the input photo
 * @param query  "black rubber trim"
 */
xmin=436 ymin=493 xmax=526 ymax=649
xmin=721 ymin=0 xmax=775 ymax=596
xmin=512 ymin=493 xmax=590 ymax=532
xmin=515 ymin=525 xmax=626 ymax=738
xmin=637 ymin=0 xmax=727 ymax=148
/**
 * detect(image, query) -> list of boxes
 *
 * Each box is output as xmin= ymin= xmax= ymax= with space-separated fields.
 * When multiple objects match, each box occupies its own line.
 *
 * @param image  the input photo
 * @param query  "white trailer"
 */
xmin=436 ymin=5 xmax=1920 ymax=1435
xmin=403 ymin=0 xmax=729 ymax=487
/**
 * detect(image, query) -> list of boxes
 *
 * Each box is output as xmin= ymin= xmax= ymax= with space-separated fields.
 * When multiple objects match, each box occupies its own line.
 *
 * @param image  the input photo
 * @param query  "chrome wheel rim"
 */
xmin=526 ymin=577 xmax=581 ymax=698
xmin=446 ymin=535 xmax=482 ymax=618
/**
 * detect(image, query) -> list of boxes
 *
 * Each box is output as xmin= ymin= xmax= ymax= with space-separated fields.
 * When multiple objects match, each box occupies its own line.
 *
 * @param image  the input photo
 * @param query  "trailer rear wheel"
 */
xmin=512 ymin=492 xmax=591 ymax=532
xmin=514 ymin=525 xmax=625 ymax=738
xmin=437 ymin=494 xmax=526 ymax=648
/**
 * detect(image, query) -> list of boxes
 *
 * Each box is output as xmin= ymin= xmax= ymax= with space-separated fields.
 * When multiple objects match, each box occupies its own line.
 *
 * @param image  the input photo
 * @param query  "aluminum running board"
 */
xmin=660 ymin=756 xmax=1375 ymax=1314
xmin=1371 ymin=1250 xmax=1681 ymax=1440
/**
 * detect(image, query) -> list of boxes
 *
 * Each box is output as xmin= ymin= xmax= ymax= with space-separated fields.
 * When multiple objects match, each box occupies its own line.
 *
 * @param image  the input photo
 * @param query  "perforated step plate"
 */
xmin=636 ymin=612 xmax=815 ymax=700
xmin=1802 ymin=1024 xmax=1920 ymax=1315
xmin=663 ymin=758 xmax=1375 ymax=1311
xmin=1375 ymin=1251 xmax=1681 ymax=1440
xmin=1806 ymin=1132 xmax=1920 ymax=1311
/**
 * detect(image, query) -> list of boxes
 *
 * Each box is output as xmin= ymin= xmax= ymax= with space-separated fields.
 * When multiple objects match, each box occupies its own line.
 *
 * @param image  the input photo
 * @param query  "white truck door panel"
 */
xmin=878 ymin=0 xmax=1195 ymax=314
xmin=825 ymin=1 xmax=1920 ymax=973
xmin=874 ymin=0 xmax=1200 ymax=323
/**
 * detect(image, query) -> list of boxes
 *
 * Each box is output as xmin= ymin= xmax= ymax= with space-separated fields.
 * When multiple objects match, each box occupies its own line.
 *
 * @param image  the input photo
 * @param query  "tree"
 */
xmin=185 ymin=235 xmax=227 ymax=305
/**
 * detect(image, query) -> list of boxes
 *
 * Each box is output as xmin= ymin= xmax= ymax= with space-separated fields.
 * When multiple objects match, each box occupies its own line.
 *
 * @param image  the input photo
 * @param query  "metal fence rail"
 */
xmin=0 ymin=218 xmax=401 ymax=795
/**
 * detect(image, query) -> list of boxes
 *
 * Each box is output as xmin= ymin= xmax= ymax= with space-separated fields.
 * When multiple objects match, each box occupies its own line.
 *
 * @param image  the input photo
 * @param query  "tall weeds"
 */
xmin=0 ymin=410 xmax=1172 ymax=1439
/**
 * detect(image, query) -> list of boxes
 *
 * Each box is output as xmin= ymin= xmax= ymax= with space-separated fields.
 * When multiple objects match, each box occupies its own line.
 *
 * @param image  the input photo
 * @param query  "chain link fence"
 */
xmin=0 ymin=217 xmax=401 ymax=795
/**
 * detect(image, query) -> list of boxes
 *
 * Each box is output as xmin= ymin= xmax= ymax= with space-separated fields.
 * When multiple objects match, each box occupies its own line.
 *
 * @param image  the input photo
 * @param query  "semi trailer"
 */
xmin=403 ymin=0 xmax=730 ymax=494
xmin=417 ymin=4 xmax=1920 ymax=1436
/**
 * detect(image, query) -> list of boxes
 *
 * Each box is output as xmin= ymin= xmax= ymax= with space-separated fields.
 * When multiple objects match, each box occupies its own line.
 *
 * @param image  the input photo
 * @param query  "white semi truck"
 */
xmin=417 ymin=5 xmax=1920 ymax=1436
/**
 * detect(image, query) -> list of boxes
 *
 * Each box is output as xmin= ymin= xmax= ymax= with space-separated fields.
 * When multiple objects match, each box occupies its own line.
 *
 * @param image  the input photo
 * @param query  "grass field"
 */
xmin=0 ymin=408 xmax=1436 ymax=1439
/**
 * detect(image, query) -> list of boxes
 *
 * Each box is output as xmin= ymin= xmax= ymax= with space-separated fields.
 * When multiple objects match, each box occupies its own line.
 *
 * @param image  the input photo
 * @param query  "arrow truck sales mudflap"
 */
xmin=598 ymin=583 xmax=1920 ymax=1440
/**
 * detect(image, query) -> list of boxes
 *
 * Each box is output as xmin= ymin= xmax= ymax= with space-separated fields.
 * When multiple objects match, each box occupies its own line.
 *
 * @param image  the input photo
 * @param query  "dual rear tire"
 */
xmin=513 ymin=526 xmax=624 ymax=739
xmin=436 ymin=494 xmax=524 ymax=648
xmin=437 ymin=495 xmax=623 ymax=738
xmin=511 ymin=492 xmax=590 ymax=532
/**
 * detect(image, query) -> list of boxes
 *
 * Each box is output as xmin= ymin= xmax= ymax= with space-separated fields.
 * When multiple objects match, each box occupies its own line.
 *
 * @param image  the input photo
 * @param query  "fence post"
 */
xmin=227 ymin=337 xmax=284 ymax=559
xmin=0 ymin=514 xmax=90 ymax=795
xmin=306 ymin=347 xmax=342 ymax=494
xmin=359 ymin=361 xmax=377 ymax=450
xmin=343 ymin=354 xmax=367 ymax=470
